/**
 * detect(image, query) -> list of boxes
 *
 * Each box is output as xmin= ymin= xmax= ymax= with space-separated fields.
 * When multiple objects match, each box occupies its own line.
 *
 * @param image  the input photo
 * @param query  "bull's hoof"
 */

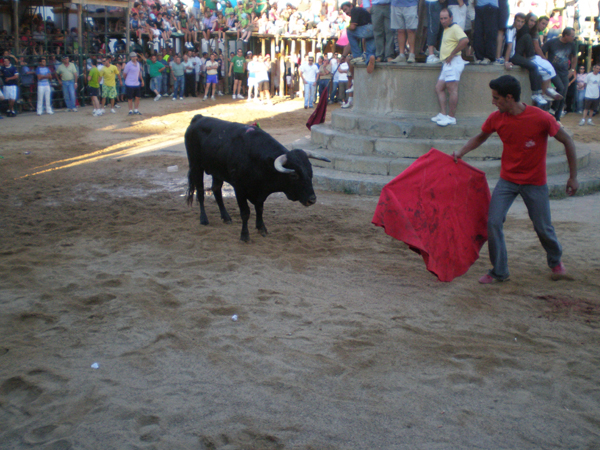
xmin=258 ymin=226 xmax=268 ymax=237
xmin=222 ymin=218 xmax=232 ymax=224
xmin=200 ymin=219 xmax=209 ymax=226
xmin=240 ymin=233 xmax=250 ymax=242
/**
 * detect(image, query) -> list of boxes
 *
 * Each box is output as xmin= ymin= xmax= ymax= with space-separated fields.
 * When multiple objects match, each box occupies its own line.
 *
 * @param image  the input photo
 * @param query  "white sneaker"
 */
xmin=180 ymin=97 xmax=184 ymax=100
xmin=218 ymin=91 xmax=223 ymax=96
xmin=211 ymin=96 xmax=215 ymax=100
xmin=426 ymin=54 xmax=441 ymax=64
xmin=72 ymin=107 xmax=78 ymax=112
xmin=173 ymin=97 xmax=177 ymax=101
xmin=93 ymin=110 xmax=99 ymax=116
xmin=237 ymin=94 xmax=245 ymax=99
xmin=203 ymin=96 xmax=208 ymax=101
xmin=407 ymin=53 xmax=415 ymax=63
xmin=341 ymin=98 xmax=353 ymax=109
xmin=111 ymin=108 xmax=117 ymax=113
xmin=546 ymin=87 xmax=562 ymax=100
xmin=350 ymin=56 xmax=365 ymax=64
xmin=532 ymin=94 xmax=548 ymax=105
xmin=579 ymin=118 xmax=585 ymax=126
xmin=431 ymin=113 xmax=445 ymax=123
xmin=391 ymin=54 xmax=406 ymax=63
xmin=233 ymin=94 xmax=236 ymax=99
xmin=345 ymin=86 xmax=354 ymax=94
xmin=588 ymin=119 xmax=595 ymax=125
xmin=154 ymin=94 xmax=161 ymax=101
xmin=437 ymin=116 xmax=457 ymax=127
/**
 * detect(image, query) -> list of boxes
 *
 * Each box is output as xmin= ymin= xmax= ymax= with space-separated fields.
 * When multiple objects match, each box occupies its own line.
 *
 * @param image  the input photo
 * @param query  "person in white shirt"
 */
xmin=299 ymin=54 xmax=319 ymax=108
xmin=580 ymin=64 xmax=600 ymax=126
xmin=337 ymin=55 xmax=350 ymax=105
xmin=329 ymin=53 xmax=339 ymax=103
xmin=203 ymin=53 xmax=219 ymax=100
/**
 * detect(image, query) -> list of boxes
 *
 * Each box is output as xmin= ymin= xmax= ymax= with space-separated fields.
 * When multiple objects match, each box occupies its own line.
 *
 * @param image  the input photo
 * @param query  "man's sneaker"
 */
xmin=237 ymin=94 xmax=244 ymax=99
xmin=532 ymin=94 xmax=548 ymax=105
xmin=351 ymin=56 xmax=365 ymax=64
xmin=233 ymin=94 xmax=236 ymax=99
xmin=588 ymin=119 xmax=595 ymax=125
xmin=211 ymin=95 xmax=215 ymax=100
xmin=346 ymin=86 xmax=354 ymax=94
xmin=180 ymin=97 xmax=184 ymax=100
xmin=128 ymin=110 xmax=134 ymax=115
xmin=542 ymin=94 xmax=555 ymax=102
xmin=111 ymin=108 xmax=117 ymax=113
xmin=391 ymin=54 xmax=406 ymax=63
xmin=218 ymin=91 xmax=224 ymax=96
xmin=203 ymin=96 xmax=208 ymax=101
xmin=430 ymin=113 xmax=445 ymax=123
xmin=72 ymin=107 xmax=78 ymax=112
xmin=426 ymin=54 xmax=441 ymax=64
xmin=115 ymin=104 xmax=121 ymax=108
xmin=546 ymin=87 xmax=563 ymax=100
xmin=481 ymin=58 xmax=491 ymax=64
xmin=437 ymin=115 xmax=457 ymax=127
xmin=407 ymin=53 xmax=415 ymax=63
xmin=154 ymin=94 xmax=161 ymax=101
xmin=550 ymin=262 xmax=571 ymax=280
xmin=478 ymin=274 xmax=506 ymax=284
xmin=579 ymin=118 xmax=586 ymax=126
xmin=341 ymin=98 xmax=353 ymax=108
xmin=173 ymin=97 xmax=177 ymax=101
xmin=494 ymin=57 xmax=505 ymax=65
xmin=134 ymin=110 xmax=142 ymax=115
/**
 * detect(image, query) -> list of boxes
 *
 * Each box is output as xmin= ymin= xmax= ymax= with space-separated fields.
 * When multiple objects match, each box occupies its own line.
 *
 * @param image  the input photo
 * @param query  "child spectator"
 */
xmin=36 ymin=56 xmax=54 ymax=115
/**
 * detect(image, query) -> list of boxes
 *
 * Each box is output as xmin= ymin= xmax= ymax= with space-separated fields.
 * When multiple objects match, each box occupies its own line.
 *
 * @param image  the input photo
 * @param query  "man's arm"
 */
xmin=453 ymin=131 xmax=492 ymax=161
xmin=446 ymin=37 xmax=469 ymax=64
xmin=553 ymin=127 xmax=578 ymax=196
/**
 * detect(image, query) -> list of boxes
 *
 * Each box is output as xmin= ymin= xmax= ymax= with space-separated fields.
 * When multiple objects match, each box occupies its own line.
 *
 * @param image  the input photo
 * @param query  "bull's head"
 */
xmin=274 ymin=150 xmax=331 ymax=206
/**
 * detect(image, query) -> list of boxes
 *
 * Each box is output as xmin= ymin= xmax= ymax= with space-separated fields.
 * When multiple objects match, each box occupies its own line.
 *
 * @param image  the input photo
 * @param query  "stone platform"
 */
xmin=292 ymin=61 xmax=594 ymax=197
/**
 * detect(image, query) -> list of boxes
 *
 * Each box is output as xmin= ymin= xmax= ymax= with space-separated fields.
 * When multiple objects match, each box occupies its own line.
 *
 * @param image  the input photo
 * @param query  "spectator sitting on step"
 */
xmin=340 ymin=2 xmax=376 ymax=74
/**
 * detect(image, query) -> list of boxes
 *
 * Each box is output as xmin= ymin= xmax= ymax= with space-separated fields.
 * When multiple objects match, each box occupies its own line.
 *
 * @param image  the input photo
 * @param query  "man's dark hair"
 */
xmin=489 ymin=75 xmax=521 ymax=101
xmin=538 ymin=15 xmax=549 ymax=23
xmin=440 ymin=7 xmax=453 ymax=18
xmin=340 ymin=2 xmax=352 ymax=9
xmin=562 ymin=27 xmax=574 ymax=37
xmin=91 ymin=57 xmax=97 ymax=65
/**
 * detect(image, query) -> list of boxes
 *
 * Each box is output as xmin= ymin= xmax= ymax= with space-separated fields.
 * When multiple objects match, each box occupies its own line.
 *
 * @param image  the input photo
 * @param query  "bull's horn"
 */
xmin=274 ymin=154 xmax=295 ymax=174
xmin=302 ymin=150 xmax=331 ymax=162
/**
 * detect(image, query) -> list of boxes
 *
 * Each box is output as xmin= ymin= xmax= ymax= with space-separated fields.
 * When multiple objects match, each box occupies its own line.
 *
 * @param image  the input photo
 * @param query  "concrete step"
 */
xmin=305 ymin=145 xmax=589 ymax=178
xmin=309 ymin=123 xmax=566 ymax=159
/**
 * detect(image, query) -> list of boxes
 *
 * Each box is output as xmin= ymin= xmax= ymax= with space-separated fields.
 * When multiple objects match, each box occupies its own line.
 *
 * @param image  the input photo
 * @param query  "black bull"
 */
xmin=184 ymin=115 xmax=331 ymax=242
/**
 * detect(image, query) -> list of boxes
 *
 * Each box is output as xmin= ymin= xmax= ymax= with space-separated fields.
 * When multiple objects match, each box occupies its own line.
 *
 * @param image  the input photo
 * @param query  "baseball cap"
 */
xmin=247 ymin=51 xmax=252 ymax=55
xmin=129 ymin=52 xmax=137 ymax=57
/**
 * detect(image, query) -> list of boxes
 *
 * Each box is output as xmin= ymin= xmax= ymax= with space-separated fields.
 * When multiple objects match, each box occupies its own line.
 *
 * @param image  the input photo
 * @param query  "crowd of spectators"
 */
xmin=0 ymin=0 xmax=598 ymax=119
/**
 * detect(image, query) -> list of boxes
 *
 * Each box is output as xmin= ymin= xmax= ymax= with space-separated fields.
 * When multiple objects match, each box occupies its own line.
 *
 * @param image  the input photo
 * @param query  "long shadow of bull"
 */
xmin=185 ymin=115 xmax=331 ymax=242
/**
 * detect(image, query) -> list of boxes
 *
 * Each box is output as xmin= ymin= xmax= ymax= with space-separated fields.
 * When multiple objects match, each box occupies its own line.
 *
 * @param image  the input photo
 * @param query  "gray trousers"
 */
xmin=371 ymin=3 xmax=395 ymax=60
xmin=487 ymin=178 xmax=562 ymax=280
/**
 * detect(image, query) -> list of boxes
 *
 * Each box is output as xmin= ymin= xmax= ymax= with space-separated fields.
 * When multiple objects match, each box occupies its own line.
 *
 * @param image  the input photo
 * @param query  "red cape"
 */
xmin=372 ymin=149 xmax=491 ymax=282
xmin=306 ymin=85 xmax=328 ymax=130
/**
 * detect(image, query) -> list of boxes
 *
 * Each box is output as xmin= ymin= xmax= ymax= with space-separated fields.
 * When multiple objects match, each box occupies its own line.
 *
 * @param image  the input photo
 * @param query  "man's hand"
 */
xmin=566 ymin=177 xmax=579 ymax=196
xmin=452 ymin=150 xmax=462 ymax=163
xmin=504 ymin=61 xmax=513 ymax=70
xmin=446 ymin=53 xmax=454 ymax=64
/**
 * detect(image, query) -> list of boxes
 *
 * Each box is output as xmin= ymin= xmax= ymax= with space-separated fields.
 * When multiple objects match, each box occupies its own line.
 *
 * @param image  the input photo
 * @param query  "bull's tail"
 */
xmin=186 ymin=169 xmax=196 ymax=207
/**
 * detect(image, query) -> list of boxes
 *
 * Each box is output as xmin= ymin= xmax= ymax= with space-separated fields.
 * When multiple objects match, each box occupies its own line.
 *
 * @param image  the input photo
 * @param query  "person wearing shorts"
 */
xmin=390 ymin=0 xmax=418 ymax=63
xmin=123 ymin=52 xmax=144 ymax=115
xmin=99 ymin=56 xmax=122 ymax=113
xmin=431 ymin=8 xmax=469 ymax=127
xmin=88 ymin=58 xmax=102 ymax=116
xmin=229 ymin=48 xmax=246 ymax=99
xmin=1 ymin=57 xmax=19 ymax=117
xmin=580 ymin=64 xmax=600 ymax=126
xmin=204 ymin=53 xmax=219 ymax=100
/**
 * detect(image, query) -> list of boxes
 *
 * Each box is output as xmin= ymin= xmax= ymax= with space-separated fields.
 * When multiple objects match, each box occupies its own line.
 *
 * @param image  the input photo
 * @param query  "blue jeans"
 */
xmin=318 ymin=79 xmax=330 ymax=101
xmin=487 ymin=179 xmax=562 ymax=281
xmin=347 ymin=24 xmax=376 ymax=59
xmin=62 ymin=80 xmax=76 ymax=110
xmin=174 ymin=76 xmax=184 ymax=98
xmin=577 ymin=89 xmax=585 ymax=113
xmin=150 ymin=76 xmax=162 ymax=94
xmin=330 ymin=81 xmax=339 ymax=102
xmin=426 ymin=1 xmax=443 ymax=47
xmin=161 ymin=72 xmax=169 ymax=94
xmin=304 ymin=81 xmax=315 ymax=107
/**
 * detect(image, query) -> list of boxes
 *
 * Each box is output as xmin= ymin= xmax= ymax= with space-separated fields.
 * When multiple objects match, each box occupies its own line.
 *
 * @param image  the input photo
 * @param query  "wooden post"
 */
xmin=126 ymin=0 xmax=131 ymax=56
xmin=261 ymin=37 xmax=265 ymax=56
xmin=77 ymin=3 xmax=83 ymax=54
xmin=300 ymin=39 xmax=306 ymax=97
xmin=14 ymin=0 xmax=20 ymax=55
xmin=414 ymin=0 xmax=426 ymax=60
xmin=270 ymin=37 xmax=275 ymax=96
xmin=223 ymin=37 xmax=230 ymax=94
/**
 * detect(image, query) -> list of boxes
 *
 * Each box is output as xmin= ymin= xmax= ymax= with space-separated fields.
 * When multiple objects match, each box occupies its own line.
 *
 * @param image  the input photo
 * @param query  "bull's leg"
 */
xmin=235 ymin=194 xmax=251 ymax=242
xmin=255 ymin=202 xmax=268 ymax=237
xmin=191 ymin=169 xmax=209 ymax=226
xmin=211 ymin=177 xmax=232 ymax=224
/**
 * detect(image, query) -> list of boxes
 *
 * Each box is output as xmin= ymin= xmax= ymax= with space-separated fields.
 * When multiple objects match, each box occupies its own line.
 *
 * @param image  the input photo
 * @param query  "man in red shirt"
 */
xmin=454 ymin=75 xmax=578 ymax=283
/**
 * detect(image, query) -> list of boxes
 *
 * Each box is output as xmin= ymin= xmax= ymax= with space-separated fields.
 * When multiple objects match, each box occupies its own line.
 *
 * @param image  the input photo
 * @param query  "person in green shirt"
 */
xmin=229 ymin=48 xmax=246 ymax=99
xmin=87 ymin=58 xmax=102 ymax=116
xmin=140 ymin=54 xmax=166 ymax=100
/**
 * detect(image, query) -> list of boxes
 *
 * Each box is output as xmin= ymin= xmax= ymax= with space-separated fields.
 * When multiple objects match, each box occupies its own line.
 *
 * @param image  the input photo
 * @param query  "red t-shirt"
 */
xmin=482 ymin=105 xmax=560 ymax=185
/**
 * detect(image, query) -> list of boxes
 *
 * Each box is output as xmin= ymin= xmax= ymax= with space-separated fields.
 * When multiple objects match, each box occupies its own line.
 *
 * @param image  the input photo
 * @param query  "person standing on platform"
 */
xmin=340 ymin=2 xmax=376 ymax=73
xmin=454 ymin=75 xmax=578 ymax=283
xmin=431 ymin=8 xmax=469 ymax=127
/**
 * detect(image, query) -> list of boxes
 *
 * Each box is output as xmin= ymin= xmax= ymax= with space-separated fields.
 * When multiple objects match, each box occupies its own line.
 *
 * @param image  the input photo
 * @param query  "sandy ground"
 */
xmin=1 ymin=97 xmax=600 ymax=449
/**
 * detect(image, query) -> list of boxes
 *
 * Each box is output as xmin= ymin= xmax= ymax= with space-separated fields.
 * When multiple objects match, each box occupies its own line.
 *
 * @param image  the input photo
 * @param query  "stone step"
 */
xmin=312 ymin=145 xmax=597 ymax=199
xmin=304 ymin=145 xmax=589 ymax=179
xmin=309 ymin=124 xmax=566 ymax=159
